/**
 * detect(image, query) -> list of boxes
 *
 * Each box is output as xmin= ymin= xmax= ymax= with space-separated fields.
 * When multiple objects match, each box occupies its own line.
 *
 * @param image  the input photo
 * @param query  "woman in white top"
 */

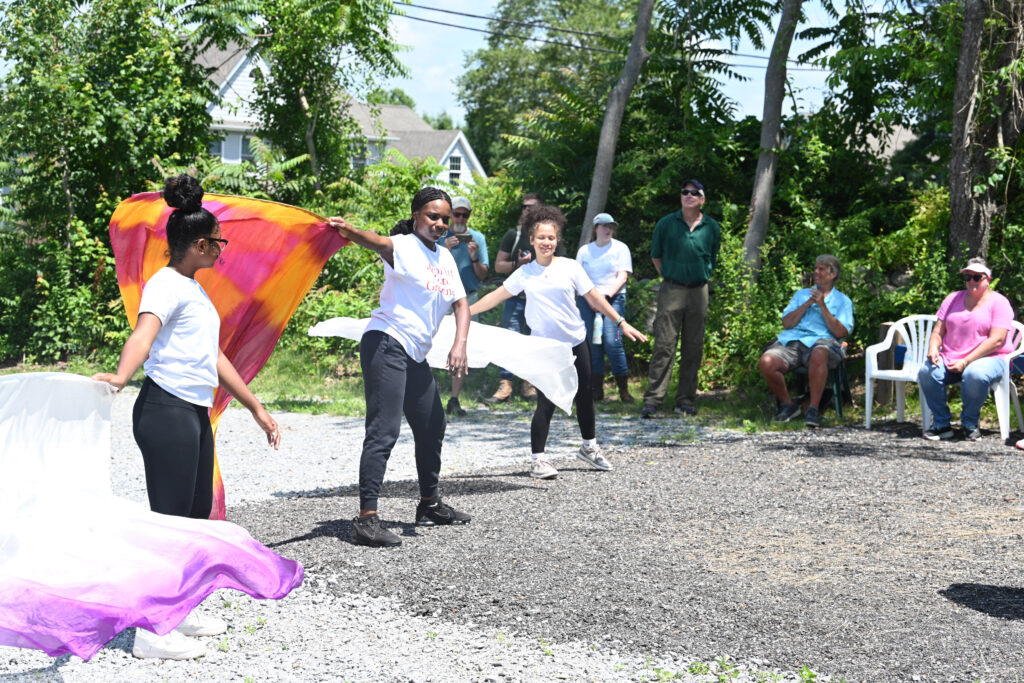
xmin=92 ymin=174 xmax=280 ymax=659
xmin=328 ymin=187 xmax=471 ymax=548
xmin=470 ymin=205 xmax=646 ymax=479
xmin=576 ymin=212 xmax=634 ymax=402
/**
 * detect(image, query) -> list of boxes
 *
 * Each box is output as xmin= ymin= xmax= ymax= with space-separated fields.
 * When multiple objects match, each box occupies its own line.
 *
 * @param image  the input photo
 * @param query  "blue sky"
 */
xmin=384 ymin=1 xmax=835 ymax=125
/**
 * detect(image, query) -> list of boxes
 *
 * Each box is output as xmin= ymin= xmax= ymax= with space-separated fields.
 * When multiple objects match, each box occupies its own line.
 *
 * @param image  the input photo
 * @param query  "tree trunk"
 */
xmin=948 ymin=0 xmax=1023 ymax=260
xmin=741 ymin=0 xmax=803 ymax=273
xmin=298 ymin=87 xmax=322 ymax=190
xmin=578 ymin=0 xmax=655 ymax=247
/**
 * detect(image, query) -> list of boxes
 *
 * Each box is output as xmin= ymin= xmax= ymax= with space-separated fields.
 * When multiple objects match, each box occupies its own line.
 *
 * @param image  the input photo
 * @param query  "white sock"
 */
xmin=532 ymin=452 xmax=545 ymax=462
xmin=583 ymin=438 xmax=597 ymax=449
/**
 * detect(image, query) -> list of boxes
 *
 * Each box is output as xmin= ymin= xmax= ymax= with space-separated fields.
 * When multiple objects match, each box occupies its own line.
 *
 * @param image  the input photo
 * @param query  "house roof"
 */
xmin=347 ymin=102 xmax=434 ymax=138
xmin=196 ymin=43 xmax=248 ymax=88
xmin=387 ymin=130 xmax=462 ymax=161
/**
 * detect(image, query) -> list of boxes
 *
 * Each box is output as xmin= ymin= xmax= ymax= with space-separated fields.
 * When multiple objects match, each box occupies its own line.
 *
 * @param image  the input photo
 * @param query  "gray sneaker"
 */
xmin=530 ymin=459 xmax=558 ymax=479
xmin=965 ymin=427 xmax=982 ymax=441
xmin=923 ymin=427 xmax=954 ymax=441
xmin=577 ymin=443 xmax=612 ymax=471
xmin=773 ymin=402 xmax=801 ymax=422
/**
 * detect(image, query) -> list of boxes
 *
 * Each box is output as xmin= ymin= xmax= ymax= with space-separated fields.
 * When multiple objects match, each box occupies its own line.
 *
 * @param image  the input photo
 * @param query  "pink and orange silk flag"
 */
xmin=109 ymin=192 xmax=347 ymax=520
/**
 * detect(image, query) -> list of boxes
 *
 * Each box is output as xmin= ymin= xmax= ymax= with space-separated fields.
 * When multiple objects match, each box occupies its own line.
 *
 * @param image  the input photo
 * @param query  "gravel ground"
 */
xmin=5 ymin=392 xmax=1024 ymax=682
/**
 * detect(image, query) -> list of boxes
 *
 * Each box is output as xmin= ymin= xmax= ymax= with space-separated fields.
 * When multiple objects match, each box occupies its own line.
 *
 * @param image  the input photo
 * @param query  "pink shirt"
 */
xmin=937 ymin=290 xmax=1015 ymax=364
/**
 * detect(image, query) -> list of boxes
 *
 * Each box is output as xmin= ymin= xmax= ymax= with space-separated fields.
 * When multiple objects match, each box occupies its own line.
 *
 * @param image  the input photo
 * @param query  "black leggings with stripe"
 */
xmin=531 ymin=341 xmax=595 ymax=453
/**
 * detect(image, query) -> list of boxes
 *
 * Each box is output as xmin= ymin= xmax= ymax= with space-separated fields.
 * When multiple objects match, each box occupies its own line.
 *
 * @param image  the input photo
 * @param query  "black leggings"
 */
xmin=531 ymin=341 xmax=595 ymax=453
xmin=132 ymin=377 xmax=214 ymax=519
xmin=358 ymin=330 xmax=446 ymax=511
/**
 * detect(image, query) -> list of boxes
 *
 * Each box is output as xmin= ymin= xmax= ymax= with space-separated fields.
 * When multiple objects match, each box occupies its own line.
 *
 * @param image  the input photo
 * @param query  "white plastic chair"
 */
xmin=864 ymin=314 xmax=937 ymax=429
xmin=866 ymin=315 xmax=1024 ymax=439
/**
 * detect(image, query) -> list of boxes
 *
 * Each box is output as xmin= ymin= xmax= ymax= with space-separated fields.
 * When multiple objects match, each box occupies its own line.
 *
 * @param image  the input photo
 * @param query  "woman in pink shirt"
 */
xmin=918 ymin=258 xmax=1015 ymax=441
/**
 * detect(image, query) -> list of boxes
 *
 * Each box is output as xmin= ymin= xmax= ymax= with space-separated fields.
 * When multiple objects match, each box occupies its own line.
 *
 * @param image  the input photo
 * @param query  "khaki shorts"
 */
xmin=763 ymin=339 xmax=844 ymax=372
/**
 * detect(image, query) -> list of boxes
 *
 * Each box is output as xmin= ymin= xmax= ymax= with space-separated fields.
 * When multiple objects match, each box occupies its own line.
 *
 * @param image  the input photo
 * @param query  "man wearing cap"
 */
xmin=918 ymin=257 xmax=1015 ymax=441
xmin=641 ymin=180 xmax=721 ymax=417
xmin=576 ymin=212 xmax=635 ymax=402
xmin=487 ymin=192 xmax=564 ymax=404
xmin=758 ymin=254 xmax=854 ymax=428
xmin=441 ymin=196 xmax=489 ymax=417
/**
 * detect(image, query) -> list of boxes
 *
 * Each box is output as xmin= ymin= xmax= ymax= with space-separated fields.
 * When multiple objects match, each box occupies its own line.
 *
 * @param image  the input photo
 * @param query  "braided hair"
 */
xmin=163 ymin=174 xmax=219 ymax=264
xmin=390 ymin=186 xmax=452 ymax=236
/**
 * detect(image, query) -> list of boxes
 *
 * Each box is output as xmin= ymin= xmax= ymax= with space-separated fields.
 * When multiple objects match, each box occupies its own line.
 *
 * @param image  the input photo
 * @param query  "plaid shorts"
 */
xmin=763 ymin=339 xmax=844 ymax=372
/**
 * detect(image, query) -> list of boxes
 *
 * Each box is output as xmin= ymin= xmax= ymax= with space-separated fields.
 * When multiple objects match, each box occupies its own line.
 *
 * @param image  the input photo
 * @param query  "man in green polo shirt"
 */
xmin=641 ymin=179 xmax=721 ymax=417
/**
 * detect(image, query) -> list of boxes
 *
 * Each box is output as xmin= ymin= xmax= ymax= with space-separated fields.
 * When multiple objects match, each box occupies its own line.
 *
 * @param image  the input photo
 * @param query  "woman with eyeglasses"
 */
xmin=92 ymin=174 xmax=280 ymax=658
xmin=328 ymin=187 xmax=471 ymax=548
xmin=917 ymin=257 xmax=1016 ymax=442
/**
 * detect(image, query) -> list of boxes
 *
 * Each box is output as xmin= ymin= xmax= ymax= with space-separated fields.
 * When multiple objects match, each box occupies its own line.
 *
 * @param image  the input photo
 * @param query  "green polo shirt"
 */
xmin=650 ymin=210 xmax=721 ymax=283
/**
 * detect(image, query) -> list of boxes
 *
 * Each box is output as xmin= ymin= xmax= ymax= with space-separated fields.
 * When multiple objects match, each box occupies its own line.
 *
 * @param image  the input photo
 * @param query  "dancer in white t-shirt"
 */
xmin=470 ymin=205 xmax=647 ymax=479
xmin=92 ymin=174 xmax=281 ymax=659
xmin=328 ymin=187 xmax=471 ymax=548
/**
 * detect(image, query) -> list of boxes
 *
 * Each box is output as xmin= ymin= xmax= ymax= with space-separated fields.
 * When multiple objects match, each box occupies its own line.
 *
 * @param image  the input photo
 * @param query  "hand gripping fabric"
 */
xmin=109 ymin=192 xmax=347 ymax=520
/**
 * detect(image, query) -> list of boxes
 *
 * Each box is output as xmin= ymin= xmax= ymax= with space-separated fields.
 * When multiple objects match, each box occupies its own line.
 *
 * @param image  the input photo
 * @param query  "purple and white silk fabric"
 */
xmin=0 ymin=373 xmax=303 ymax=661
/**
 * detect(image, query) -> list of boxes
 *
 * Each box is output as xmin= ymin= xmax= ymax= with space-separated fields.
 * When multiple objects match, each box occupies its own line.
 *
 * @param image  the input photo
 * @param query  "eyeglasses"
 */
xmin=522 ymin=204 xmax=537 ymax=210
xmin=453 ymin=211 xmax=470 ymax=218
xmin=680 ymin=189 xmax=703 ymax=197
xmin=195 ymin=237 xmax=229 ymax=248
xmin=962 ymin=273 xmax=985 ymax=282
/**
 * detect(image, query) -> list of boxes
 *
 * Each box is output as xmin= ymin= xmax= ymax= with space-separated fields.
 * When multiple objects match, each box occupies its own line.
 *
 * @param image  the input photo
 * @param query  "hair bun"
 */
xmin=163 ymin=174 xmax=204 ymax=213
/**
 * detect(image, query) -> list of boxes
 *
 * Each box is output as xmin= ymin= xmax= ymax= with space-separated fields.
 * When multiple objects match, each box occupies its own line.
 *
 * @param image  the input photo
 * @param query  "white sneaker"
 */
xmin=577 ymin=443 xmax=612 ymax=471
xmin=530 ymin=459 xmax=558 ymax=479
xmin=132 ymin=628 xmax=207 ymax=660
xmin=175 ymin=610 xmax=227 ymax=637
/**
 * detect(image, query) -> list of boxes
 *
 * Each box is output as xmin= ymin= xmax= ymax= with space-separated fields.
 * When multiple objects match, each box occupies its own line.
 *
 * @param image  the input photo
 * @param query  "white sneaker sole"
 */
xmin=577 ymin=450 xmax=612 ymax=471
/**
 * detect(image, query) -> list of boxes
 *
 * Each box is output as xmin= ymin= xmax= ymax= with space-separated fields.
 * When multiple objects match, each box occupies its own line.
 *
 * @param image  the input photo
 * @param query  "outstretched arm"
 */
xmin=91 ymin=313 xmax=162 ymax=390
xmin=469 ymin=285 xmax=514 ymax=317
xmin=329 ymin=216 xmax=395 ymax=268
xmin=217 ymin=351 xmax=281 ymax=450
xmin=582 ymin=288 xmax=648 ymax=342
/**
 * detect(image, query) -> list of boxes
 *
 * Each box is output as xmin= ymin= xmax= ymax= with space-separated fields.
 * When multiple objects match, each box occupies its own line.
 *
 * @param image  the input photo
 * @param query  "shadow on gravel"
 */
xmin=939 ymin=583 xmax=1024 ymax=619
xmin=757 ymin=435 xmax=997 ymax=462
xmin=273 ymin=476 xmax=539 ymax=501
xmin=0 ymin=655 xmax=71 ymax=682
xmin=267 ymin=518 xmax=419 ymax=548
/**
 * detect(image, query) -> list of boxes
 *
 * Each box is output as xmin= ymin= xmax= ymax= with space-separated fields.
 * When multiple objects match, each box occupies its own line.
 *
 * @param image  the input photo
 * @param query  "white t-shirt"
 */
xmin=503 ymin=257 xmax=595 ymax=345
xmin=576 ymin=238 xmax=632 ymax=294
xmin=139 ymin=267 xmax=221 ymax=406
xmin=366 ymin=233 xmax=467 ymax=362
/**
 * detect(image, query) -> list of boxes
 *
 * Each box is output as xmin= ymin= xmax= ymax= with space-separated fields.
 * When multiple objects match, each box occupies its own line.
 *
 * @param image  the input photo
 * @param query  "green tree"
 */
xmin=422 ymin=110 xmax=456 ymax=130
xmin=367 ymin=86 xmax=416 ymax=108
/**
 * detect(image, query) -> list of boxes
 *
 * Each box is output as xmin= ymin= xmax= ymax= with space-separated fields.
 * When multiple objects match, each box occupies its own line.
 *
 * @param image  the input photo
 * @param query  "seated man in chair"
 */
xmin=758 ymin=254 xmax=854 ymax=428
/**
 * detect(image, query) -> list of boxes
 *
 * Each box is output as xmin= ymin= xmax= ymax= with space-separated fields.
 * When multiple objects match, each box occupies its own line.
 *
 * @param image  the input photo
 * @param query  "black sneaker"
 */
xmin=673 ymin=403 xmax=697 ymax=416
xmin=352 ymin=514 xmax=402 ymax=547
xmin=641 ymin=404 xmax=657 ymax=419
xmin=445 ymin=396 xmax=467 ymax=417
xmin=804 ymin=406 xmax=820 ymax=428
xmin=415 ymin=498 xmax=471 ymax=527
xmin=773 ymin=402 xmax=801 ymax=423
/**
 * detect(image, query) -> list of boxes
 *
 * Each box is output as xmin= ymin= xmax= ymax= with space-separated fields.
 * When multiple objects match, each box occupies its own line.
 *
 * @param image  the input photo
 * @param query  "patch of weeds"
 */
xmin=281 ymin=642 xmax=290 ymax=651
xmin=537 ymin=635 xmax=554 ymax=656
xmin=221 ymin=599 xmax=232 ymax=608
xmin=495 ymin=631 xmax=510 ymax=647
xmin=426 ymin=630 xmax=437 ymax=640
xmin=217 ymin=637 xmax=230 ymax=652
xmin=245 ymin=678 xmax=254 ymax=683
xmin=714 ymin=655 xmax=738 ymax=681
xmin=798 ymin=666 xmax=818 ymax=682
xmin=754 ymin=672 xmax=783 ymax=682
xmin=243 ymin=622 xmax=258 ymax=636
xmin=688 ymin=661 xmax=711 ymax=675
xmin=652 ymin=666 xmax=685 ymax=681
xmin=741 ymin=419 xmax=759 ymax=433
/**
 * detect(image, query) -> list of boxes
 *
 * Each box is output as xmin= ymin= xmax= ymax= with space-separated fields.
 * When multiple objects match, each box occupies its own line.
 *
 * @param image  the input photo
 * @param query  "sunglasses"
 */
xmin=680 ymin=189 xmax=703 ymax=197
xmin=453 ymin=211 xmax=470 ymax=218
xmin=962 ymin=273 xmax=986 ymax=282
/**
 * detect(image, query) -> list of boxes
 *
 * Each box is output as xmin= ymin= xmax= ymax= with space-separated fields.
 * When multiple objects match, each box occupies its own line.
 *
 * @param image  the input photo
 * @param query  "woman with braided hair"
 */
xmin=92 ymin=173 xmax=281 ymax=659
xmin=329 ymin=187 xmax=471 ymax=548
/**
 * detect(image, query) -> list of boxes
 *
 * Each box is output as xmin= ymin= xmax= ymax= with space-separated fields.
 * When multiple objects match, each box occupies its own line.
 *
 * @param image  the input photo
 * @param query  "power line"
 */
xmin=401 ymin=2 xmax=611 ymax=40
xmin=392 ymin=12 xmax=618 ymax=54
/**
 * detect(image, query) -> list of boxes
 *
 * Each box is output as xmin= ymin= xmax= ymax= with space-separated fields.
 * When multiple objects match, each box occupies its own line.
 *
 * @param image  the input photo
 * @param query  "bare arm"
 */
xmin=582 ymin=288 xmax=648 ymax=343
xmin=927 ymin=319 xmax=947 ymax=365
xmin=605 ymin=270 xmax=629 ymax=297
xmin=948 ymin=327 xmax=1009 ymax=372
xmin=651 ymin=257 xmax=662 ymax=277
xmin=91 ymin=313 xmax=162 ymax=390
xmin=217 ymin=351 xmax=281 ymax=450
xmin=470 ymin=285 xmax=515 ymax=316
xmin=448 ymin=298 xmax=470 ymax=378
xmin=468 ymin=241 xmax=488 ymax=281
xmin=495 ymin=249 xmax=517 ymax=274
xmin=329 ymin=216 xmax=395 ymax=268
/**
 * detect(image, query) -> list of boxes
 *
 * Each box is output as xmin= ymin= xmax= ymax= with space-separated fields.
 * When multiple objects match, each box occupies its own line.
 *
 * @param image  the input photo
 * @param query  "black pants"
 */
xmin=532 ymin=341 xmax=596 ymax=453
xmin=132 ymin=377 xmax=214 ymax=519
xmin=359 ymin=330 xmax=446 ymax=511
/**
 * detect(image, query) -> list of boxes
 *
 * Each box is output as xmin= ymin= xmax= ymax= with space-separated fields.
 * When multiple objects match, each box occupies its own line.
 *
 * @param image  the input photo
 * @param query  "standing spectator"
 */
xmin=470 ymin=205 xmax=646 ymax=479
xmin=328 ymin=187 xmax=472 ymax=548
xmin=641 ymin=180 xmax=721 ymax=418
xmin=757 ymin=255 xmax=854 ymax=428
xmin=441 ymin=196 xmax=488 ymax=417
xmin=918 ymin=257 xmax=1015 ymax=441
xmin=487 ymin=192 xmax=564 ymax=403
xmin=576 ymin=212 xmax=634 ymax=402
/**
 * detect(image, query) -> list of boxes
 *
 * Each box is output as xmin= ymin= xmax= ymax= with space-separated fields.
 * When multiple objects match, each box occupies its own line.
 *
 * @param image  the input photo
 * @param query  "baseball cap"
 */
xmin=592 ymin=212 xmax=617 ymax=226
xmin=681 ymin=179 xmax=705 ymax=194
xmin=452 ymin=196 xmax=471 ymax=211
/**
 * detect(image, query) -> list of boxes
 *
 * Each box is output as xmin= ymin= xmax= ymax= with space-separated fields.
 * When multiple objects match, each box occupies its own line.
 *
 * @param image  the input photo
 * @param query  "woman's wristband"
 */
xmin=615 ymin=317 xmax=625 ymax=327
